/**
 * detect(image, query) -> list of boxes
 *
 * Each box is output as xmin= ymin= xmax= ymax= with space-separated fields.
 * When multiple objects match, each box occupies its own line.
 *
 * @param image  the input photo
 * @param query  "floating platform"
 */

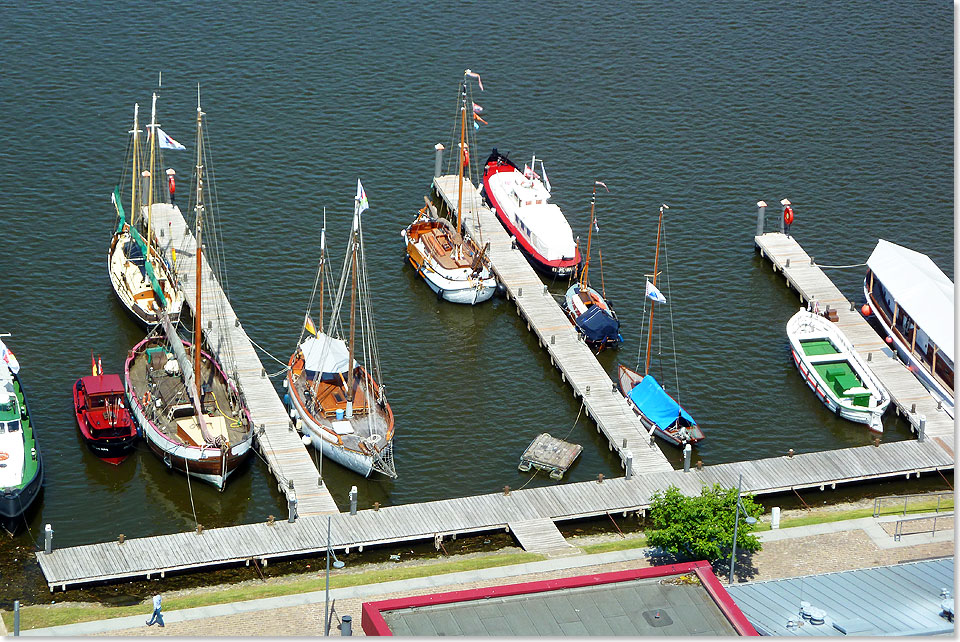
xmin=519 ymin=433 xmax=582 ymax=480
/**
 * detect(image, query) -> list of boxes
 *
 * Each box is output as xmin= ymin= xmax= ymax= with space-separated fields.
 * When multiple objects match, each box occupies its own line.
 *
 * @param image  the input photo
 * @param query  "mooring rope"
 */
xmin=815 ymin=262 xmax=868 ymax=269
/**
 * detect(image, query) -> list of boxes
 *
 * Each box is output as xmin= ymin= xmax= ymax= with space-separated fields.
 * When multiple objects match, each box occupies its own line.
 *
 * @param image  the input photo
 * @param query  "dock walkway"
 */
xmin=150 ymin=204 xmax=338 ymax=517
xmin=432 ymin=175 xmax=674 ymax=476
xmin=755 ymin=232 xmax=954 ymax=456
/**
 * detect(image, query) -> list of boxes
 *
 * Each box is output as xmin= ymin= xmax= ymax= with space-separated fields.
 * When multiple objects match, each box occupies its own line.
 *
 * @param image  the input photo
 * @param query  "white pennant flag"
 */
xmin=356 ymin=179 xmax=369 ymax=215
xmin=645 ymin=280 xmax=667 ymax=304
xmin=156 ymin=127 xmax=186 ymax=150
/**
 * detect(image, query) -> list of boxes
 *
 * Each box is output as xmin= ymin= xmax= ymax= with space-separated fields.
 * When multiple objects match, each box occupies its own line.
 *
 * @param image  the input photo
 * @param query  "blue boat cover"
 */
xmin=575 ymin=305 xmax=620 ymax=344
xmin=628 ymin=374 xmax=695 ymax=430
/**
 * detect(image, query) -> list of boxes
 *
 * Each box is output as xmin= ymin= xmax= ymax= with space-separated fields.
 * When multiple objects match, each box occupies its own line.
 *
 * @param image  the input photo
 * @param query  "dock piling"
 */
xmin=434 ymin=143 xmax=444 ymax=177
xmin=349 ymin=486 xmax=358 ymax=515
xmin=919 ymin=415 xmax=927 ymax=442
xmin=287 ymin=497 xmax=297 ymax=523
xmin=683 ymin=443 xmax=692 ymax=472
xmin=13 ymin=600 xmax=19 ymax=636
xmin=43 ymin=524 xmax=53 ymax=554
xmin=756 ymin=201 xmax=767 ymax=236
xmin=625 ymin=451 xmax=633 ymax=480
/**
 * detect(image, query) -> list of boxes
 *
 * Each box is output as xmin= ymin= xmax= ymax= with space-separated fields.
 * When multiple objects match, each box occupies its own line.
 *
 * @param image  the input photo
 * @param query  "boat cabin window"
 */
xmin=169 ymin=404 xmax=195 ymax=419
xmin=88 ymin=394 xmax=109 ymax=408
xmin=0 ymin=419 xmax=18 ymax=433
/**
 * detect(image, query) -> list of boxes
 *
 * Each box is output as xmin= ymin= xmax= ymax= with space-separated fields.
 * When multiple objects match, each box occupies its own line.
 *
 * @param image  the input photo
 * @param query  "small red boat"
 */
xmin=73 ymin=373 xmax=138 ymax=465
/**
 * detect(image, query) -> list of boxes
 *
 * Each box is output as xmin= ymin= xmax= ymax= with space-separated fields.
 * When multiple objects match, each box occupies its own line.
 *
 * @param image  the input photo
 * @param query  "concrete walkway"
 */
xmin=20 ymin=513 xmax=954 ymax=637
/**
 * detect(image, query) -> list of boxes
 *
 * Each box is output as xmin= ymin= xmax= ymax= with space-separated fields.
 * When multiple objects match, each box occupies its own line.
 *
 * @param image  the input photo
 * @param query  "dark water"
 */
xmin=0 ymin=0 xmax=952 ymax=590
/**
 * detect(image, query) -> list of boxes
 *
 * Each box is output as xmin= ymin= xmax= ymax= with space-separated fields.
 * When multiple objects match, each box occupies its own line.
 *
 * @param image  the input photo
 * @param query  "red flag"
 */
xmin=91 ymin=351 xmax=97 ymax=377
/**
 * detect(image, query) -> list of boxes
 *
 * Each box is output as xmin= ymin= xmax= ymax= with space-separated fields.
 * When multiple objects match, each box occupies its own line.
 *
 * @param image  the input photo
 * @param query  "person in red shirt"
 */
xmin=166 ymin=168 xmax=176 ymax=205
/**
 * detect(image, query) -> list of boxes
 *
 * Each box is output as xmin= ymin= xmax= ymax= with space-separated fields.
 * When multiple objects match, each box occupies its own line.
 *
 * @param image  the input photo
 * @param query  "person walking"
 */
xmin=166 ymin=168 xmax=176 ymax=205
xmin=146 ymin=594 xmax=164 ymax=627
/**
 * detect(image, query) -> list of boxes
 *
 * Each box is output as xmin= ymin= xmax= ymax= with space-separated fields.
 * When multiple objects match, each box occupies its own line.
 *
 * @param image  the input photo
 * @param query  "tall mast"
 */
xmin=193 ymin=90 xmax=205 ymax=403
xmin=580 ymin=182 xmax=598 ymax=289
xmin=130 ymin=104 xmax=140 ymax=229
xmin=456 ymin=77 xmax=467 ymax=247
xmin=644 ymin=204 xmax=666 ymax=375
xmin=345 ymin=205 xmax=359 ymax=417
xmin=146 ymin=93 xmax=158 ymax=248
xmin=318 ymin=208 xmax=326 ymax=332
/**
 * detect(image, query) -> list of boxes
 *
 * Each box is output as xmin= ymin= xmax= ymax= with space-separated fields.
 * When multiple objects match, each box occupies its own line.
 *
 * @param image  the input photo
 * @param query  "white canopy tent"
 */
xmin=301 ymin=333 xmax=357 ymax=377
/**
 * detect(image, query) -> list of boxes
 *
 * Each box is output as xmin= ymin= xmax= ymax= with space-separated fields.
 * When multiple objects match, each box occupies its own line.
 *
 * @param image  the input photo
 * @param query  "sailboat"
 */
xmin=287 ymin=181 xmax=396 ymax=478
xmin=124 ymin=91 xmax=254 ymax=489
xmin=564 ymin=181 xmax=621 ymax=349
xmin=108 ymin=95 xmax=185 ymax=326
xmin=0 ymin=337 xmax=43 ymax=533
xmin=402 ymin=72 xmax=497 ymax=304
xmin=617 ymin=204 xmax=704 ymax=448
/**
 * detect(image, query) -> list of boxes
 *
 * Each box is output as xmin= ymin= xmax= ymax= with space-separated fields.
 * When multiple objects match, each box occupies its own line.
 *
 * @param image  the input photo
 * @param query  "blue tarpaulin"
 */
xmin=575 ymin=305 xmax=620 ymax=345
xmin=627 ymin=374 xmax=695 ymax=430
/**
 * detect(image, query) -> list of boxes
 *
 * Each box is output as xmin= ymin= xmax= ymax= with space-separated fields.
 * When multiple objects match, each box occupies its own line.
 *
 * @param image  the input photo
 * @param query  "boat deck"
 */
xmin=755 ymin=232 xmax=954 ymax=454
xmin=147 ymin=204 xmax=338 ymax=516
xmin=433 ymin=175 xmax=674 ymax=476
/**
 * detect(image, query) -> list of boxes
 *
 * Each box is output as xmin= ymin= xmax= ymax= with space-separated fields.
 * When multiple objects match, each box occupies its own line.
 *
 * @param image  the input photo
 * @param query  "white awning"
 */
xmin=867 ymin=239 xmax=954 ymax=360
xmin=301 ymin=334 xmax=356 ymax=376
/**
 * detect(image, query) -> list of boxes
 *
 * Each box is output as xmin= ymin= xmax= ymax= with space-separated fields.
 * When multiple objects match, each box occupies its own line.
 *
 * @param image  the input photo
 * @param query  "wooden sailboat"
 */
xmin=617 ymin=204 xmax=704 ymax=448
xmin=108 ymin=95 xmax=185 ymax=326
xmin=402 ymin=72 xmax=496 ymax=304
xmin=564 ymin=181 xmax=621 ymax=349
xmin=287 ymin=181 xmax=396 ymax=478
xmin=0 ymin=337 xmax=43 ymax=534
xmin=124 ymin=92 xmax=253 ymax=489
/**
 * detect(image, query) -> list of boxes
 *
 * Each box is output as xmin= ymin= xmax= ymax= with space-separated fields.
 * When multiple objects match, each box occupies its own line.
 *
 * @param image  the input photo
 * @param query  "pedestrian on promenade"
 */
xmin=146 ymin=594 xmax=164 ymax=627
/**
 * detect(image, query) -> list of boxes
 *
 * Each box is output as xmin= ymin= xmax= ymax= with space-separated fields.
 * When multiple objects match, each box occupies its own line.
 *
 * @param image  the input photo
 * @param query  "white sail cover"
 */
xmin=302 ymin=333 xmax=356 ymax=377
xmin=867 ymin=239 xmax=954 ymax=360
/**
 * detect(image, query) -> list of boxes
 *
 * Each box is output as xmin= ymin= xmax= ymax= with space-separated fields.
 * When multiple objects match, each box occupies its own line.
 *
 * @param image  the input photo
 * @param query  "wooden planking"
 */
xmin=755 ymin=232 xmax=954 ymax=448
xmin=148 ymin=204 xmax=337 ymax=516
xmin=433 ymin=175 xmax=673 ymax=475
xmin=507 ymin=518 xmax=578 ymax=556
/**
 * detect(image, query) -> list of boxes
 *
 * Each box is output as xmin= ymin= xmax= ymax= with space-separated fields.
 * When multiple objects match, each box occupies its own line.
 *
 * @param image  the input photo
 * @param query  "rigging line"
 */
xmin=661 ymin=222 xmax=681 ymax=407
xmin=235 ymin=325 xmax=289 ymax=367
xmin=183 ymin=454 xmax=200 ymax=532
xmin=815 ymin=262 xmax=868 ymax=269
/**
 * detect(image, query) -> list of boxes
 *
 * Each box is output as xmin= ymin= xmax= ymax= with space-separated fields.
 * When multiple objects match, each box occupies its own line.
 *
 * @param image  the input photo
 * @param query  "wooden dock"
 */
xmin=149 ymin=204 xmax=338 ymax=516
xmin=755 ymin=232 xmax=954 ymax=457
xmin=35 ymin=438 xmax=952 ymax=590
xmin=432 ymin=175 xmax=674 ymax=475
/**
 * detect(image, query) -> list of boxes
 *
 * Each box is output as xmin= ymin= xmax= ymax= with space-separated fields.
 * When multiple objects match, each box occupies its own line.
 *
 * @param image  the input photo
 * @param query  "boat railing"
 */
xmin=873 ymin=491 xmax=954 ymax=518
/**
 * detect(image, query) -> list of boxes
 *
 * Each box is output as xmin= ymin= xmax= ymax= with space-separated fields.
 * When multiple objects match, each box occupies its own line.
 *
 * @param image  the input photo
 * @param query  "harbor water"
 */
xmin=0 ymin=1 xmax=952 ymax=598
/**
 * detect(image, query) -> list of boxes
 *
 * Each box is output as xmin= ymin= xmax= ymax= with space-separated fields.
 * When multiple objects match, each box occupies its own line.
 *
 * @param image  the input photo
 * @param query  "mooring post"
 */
xmin=625 ymin=451 xmax=633 ymax=480
xmin=341 ymin=614 xmax=353 ymax=636
xmin=43 ymin=524 xmax=53 ymax=554
xmin=434 ymin=143 xmax=444 ymax=177
xmin=287 ymin=497 xmax=297 ymax=523
xmin=918 ymin=414 xmax=927 ymax=442
xmin=13 ymin=600 xmax=19 ymax=636
xmin=683 ymin=443 xmax=692 ymax=472
xmin=756 ymin=200 xmax=767 ymax=236
xmin=349 ymin=485 xmax=358 ymax=515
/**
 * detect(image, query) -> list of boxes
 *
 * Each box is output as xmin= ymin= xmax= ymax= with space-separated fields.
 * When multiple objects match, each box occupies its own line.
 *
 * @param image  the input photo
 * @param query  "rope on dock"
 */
xmin=815 ymin=262 xmax=867 ymax=269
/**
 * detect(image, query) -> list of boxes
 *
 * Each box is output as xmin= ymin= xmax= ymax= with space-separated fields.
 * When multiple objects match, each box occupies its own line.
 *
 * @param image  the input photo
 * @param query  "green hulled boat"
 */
xmin=0 ymin=338 xmax=43 ymax=533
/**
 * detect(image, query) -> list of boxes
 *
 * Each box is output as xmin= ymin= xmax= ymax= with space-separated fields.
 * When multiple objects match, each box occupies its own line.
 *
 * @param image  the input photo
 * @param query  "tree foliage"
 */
xmin=646 ymin=483 xmax=763 ymax=563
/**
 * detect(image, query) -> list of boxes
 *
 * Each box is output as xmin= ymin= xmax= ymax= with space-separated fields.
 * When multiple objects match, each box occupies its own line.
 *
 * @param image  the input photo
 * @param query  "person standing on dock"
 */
xmin=782 ymin=200 xmax=794 ymax=237
xmin=146 ymin=594 xmax=164 ymax=627
xmin=166 ymin=168 xmax=176 ymax=205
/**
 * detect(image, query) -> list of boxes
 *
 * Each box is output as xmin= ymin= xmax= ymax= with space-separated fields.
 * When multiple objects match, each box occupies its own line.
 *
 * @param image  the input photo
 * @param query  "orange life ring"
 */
xmin=783 ymin=205 xmax=794 ymax=225
xmin=0 ymin=453 xmax=9 ymax=461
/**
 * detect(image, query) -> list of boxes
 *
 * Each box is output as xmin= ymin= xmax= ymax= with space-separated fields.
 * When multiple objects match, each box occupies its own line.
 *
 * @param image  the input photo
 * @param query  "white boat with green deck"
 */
xmin=787 ymin=307 xmax=890 ymax=432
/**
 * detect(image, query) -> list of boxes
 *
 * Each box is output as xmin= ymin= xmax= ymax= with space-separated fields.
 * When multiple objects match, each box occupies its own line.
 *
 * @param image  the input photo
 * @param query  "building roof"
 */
xmin=727 ymin=557 xmax=955 ymax=636
xmin=361 ymin=562 xmax=758 ymax=636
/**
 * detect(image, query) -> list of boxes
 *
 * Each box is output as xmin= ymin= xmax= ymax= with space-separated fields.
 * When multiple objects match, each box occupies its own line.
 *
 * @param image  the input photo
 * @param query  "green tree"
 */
xmin=646 ymin=483 xmax=763 ymax=564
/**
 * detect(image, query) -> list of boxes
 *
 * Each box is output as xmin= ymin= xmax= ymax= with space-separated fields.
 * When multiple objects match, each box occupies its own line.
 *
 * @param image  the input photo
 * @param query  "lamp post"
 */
xmin=325 ymin=515 xmax=345 ymax=636
xmin=729 ymin=472 xmax=757 ymax=584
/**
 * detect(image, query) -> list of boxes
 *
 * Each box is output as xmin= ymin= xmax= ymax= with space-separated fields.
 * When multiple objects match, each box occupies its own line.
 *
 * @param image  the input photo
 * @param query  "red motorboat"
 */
xmin=73 ymin=373 xmax=138 ymax=465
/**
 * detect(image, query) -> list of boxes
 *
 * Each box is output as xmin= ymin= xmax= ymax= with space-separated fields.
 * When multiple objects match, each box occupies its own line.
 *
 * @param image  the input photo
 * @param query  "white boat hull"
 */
xmin=401 ymin=228 xmax=497 ymax=305
xmin=289 ymin=391 xmax=374 ymax=478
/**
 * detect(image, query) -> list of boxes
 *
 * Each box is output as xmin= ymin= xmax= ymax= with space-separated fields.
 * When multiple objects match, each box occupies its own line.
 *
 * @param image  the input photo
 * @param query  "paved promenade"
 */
xmin=17 ymin=511 xmax=953 ymax=637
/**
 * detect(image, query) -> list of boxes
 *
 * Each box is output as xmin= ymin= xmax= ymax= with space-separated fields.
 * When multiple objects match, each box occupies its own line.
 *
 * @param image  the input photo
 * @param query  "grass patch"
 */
xmin=3 ymin=551 xmax=545 ymax=631
xmin=580 ymin=535 xmax=647 ymax=555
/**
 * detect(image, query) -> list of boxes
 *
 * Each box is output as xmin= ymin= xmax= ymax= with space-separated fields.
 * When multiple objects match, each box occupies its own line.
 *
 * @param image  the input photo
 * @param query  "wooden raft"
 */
xmin=519 ymin=433 xmax=582 ymax=480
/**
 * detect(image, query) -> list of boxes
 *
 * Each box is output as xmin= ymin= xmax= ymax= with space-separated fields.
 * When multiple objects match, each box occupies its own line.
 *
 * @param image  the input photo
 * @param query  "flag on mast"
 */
xmin=304 ymin=313 xmax=317 ymax=336
xmin=464 ymin=69 xmax=484 ymax=91
xmin=156 ymin=127 xmax=186 ymax=150
xmin=91 ymin=351 xmax=97 ymax=377
xmin=645 ymin=280 xmax=667 ymax=304
xmin=356 ymin=179 xmax=369 ymax=215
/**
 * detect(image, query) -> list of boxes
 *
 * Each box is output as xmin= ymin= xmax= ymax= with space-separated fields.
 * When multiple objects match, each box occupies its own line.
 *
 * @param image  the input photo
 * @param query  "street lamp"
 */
xmin=729 ymin=472 xmax=757 ymax=584
xmin=325 ymin=514 xmax=345 ymax=636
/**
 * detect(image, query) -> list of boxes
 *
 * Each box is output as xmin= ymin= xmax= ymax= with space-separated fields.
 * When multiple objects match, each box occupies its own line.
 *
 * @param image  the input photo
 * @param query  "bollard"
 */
xmin=341 ymin=614 xmax=353 ymax=636
xmin=349 ymin=486 xmax=358 ymax=515
xmin=434 ymin=143 xmax=444 ymax=177
xmin=849 ymin=301 xmax=855 ymax=311
xmin=867 ymin=352 xmax=872 ymax=361
xmin=13 ymin=600 xmax=19 ymax=636
xmin=919 ymin=415 xmax=926 ymax=442
xmin=785 ymin=258 xmax=791 ymax=268
xmin=551 ymin=335 xmax=555 ymax=345
xmin=787 ymin=448 xmax=794 ymax=458
xmin=810 ymin=256 xmax=815 ymax=266
xmin=625 ymin=451 xmax=633 ymax=480
xmin=683 ymin=443 xmax=692 ymax=472
xmin=771 ymin=507 xmax=781 ymax=530
xmin=518 ymin=287 xmax=522 ymax=297
xmin=622 ymin=438 xmax=627 ymax=448
xmin=44 ymin=524 xmax=53 ymax=554
xmin=756 ymin=201 xmax=767 ymax=236
xmin=911 ymin=403 xmax=916 ymax=413
xmin=585 ymin=385 xmax=590 ymax=395
xmin=288 ymin=497 xmax=297 ymax=523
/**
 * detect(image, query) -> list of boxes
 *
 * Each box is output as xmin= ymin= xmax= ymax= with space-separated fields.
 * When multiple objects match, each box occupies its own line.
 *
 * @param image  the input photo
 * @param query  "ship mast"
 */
xmin=192 ymin=91 xmax=205 ymax=404
xmin=146 ymin=93 xmax=158 ymax=250
xmin=456 ymin=77 xmax=467 ymax=257
xmin=318 ymin=209 xmax=326 ymax=332
xmin=579 ymin=183 xmax=598 ymax=289
xmin=644 ymin=204 xmax=666 ymax=375
xmin=130 ymin=104 xmax=140 ymax=230
xmin=345 ymin=205 xmax=359 ymax=418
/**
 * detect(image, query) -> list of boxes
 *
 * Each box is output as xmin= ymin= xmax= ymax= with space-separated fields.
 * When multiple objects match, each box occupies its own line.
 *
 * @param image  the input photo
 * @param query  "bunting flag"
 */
xmin=98 ymin=355 xmax=103 ymax=376
xmin=523 ymin=164 xmax=539 ymax=180
xmin=472 ymin=102 xmax=484 ymax=114
xmin=645 ymin=280 xmax=667 ymax=304
xmin=473 ymin=120 xmax=480 ymax=131
xmin=473 ymin=113 xmax=487 ymax=125
xmin=541 ymin=164 xmax=551 ymax=192
xmin=0 ymin=339 xmax=18 ymax=375
xmin=156 ymin=127 xmax=186 ymax=150
xmin=356 ymin=179 xmax=369 ymax=215
xmin=464 ymin=69 xmax=484 ymax=91
xmin=304 ymin=313 xmax=317 ymax=336
xmin=594 ymin=180 xmax=609 ymax=191
xmin=594 ymin=219 xmax=600 ymax=233
xmin=91 ymin=351 xmax=97 ymax=377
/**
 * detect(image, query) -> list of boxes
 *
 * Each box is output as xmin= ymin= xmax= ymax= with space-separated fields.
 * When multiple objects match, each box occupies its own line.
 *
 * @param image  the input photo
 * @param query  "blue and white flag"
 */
xmin=156 ymin=127 xmax=186 ymax=150
xmin=0 ymin=338 xmax=19 ymax=375
xmin=356 ymin=179 xmax=369 ymax=215
xmin=645 ymin=280 xmax=667 ymax=304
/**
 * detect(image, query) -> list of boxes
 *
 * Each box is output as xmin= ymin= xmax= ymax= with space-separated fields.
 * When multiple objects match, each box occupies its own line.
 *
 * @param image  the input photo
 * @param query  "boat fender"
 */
xmin=783 ymin=205 xmax=794 ymax=225
xmin=0 ymin=453 xmax=8 ymax=461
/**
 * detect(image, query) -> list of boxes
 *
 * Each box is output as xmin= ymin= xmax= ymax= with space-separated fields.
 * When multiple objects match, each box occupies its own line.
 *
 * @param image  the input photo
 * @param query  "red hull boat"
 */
xmin=73 ymin=374 xmax=138 ymax=465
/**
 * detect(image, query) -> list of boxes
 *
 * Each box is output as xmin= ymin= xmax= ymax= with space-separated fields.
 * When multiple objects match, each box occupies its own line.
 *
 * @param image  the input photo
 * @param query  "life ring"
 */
xmin=783 ymin=205 xmax=794 ymax=225
xmin=0 ymin=453 xmax=8 ymax=461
